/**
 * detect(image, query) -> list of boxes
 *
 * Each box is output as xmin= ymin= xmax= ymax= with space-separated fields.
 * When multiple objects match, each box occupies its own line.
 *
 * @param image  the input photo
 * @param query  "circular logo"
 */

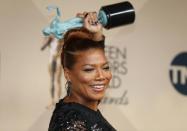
xmin=169 ymin=52 xmax=187 ymax=95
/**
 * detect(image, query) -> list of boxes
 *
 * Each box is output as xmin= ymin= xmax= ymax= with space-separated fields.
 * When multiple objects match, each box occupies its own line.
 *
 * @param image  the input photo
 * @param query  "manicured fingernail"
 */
xmin=95 ymin=21 xmax=98 ymax=24
xmin=84 ymin=13 xmax=88 ymax=18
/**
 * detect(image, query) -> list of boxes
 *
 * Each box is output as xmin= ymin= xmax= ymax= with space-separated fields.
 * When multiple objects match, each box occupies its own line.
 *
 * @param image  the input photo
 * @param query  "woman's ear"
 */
xmin=64 ymin=68 xmax=71 ymax=81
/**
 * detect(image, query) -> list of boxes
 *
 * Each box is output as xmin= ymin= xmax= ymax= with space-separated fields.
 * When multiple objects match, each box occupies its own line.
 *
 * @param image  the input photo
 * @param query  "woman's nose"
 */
xmin=95 ymin=69 xmax=105 ymax=80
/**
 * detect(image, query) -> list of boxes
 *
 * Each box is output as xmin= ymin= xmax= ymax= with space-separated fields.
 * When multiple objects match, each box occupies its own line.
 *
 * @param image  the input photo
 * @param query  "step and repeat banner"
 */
xmin=0 ymin=0 xmax=187 ymax=131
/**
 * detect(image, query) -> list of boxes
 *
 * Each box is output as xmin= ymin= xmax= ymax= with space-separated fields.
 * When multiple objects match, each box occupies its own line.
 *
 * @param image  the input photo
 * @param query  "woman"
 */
xmin=48 ymin=12 xmax=116 ymax=131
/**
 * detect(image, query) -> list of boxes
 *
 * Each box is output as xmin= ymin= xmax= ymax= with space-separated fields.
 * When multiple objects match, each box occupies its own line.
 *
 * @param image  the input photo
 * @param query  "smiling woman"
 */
xmin=48 ymin=12 xmax=116 ymax=131
xmin=64 ymin=48 xmax=111 ymax=103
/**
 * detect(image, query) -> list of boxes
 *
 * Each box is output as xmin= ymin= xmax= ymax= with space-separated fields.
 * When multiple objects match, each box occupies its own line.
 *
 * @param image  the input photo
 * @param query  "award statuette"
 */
xmin=43 ymin=1 xmax=135 ymax=39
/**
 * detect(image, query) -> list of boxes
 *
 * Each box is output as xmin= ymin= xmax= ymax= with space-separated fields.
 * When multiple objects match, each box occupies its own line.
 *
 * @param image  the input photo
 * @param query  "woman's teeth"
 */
xmin=91 ymin=85 xmax=105 ymax=91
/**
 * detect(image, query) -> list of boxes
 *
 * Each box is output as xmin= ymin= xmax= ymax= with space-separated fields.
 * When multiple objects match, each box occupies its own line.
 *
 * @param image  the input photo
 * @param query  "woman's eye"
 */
xmin=83 ymin=68 xmax=94 ymax=72
xmin=103 ymin=66 xmax=110 ymax=71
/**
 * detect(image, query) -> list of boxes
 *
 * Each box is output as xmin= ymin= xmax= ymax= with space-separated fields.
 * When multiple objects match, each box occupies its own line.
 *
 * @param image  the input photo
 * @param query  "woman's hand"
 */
xmin=76 ymin=12 xmax=103 ymax=41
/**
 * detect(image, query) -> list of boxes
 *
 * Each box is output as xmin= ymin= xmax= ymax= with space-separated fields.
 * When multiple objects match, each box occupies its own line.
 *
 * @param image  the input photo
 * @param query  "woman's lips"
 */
xmin=90 ymin=84 xmax=105 ymax=92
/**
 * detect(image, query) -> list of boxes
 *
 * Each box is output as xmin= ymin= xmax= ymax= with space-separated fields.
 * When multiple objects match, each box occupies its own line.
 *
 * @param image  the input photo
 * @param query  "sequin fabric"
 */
xmin=48 ymin=99 xmax=116 ymax=131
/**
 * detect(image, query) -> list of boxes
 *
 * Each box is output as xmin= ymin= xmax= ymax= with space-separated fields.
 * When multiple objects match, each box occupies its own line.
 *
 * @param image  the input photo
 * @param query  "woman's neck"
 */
xmin=64 ymin=94 xmax=99 ymax=111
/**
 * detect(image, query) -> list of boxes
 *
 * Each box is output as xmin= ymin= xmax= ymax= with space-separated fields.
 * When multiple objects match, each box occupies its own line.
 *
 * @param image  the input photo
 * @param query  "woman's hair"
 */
xmin=61 ymin=28 xmax=105 ymax=69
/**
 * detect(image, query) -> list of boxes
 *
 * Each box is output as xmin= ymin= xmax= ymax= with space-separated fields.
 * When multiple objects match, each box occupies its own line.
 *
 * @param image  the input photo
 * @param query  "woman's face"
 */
xmin=66 ymin=48 xmax=112 ymax=102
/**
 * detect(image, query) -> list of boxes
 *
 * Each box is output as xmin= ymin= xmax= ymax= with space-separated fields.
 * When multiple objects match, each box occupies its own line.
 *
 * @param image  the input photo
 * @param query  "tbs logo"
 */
xmin=169 ymin=52 xmax=187 ymax=95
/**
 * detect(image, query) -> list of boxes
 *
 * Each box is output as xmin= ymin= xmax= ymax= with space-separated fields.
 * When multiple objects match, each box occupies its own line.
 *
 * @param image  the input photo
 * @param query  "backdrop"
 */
xmin=0 ymin=0 xmax=187 ymax=131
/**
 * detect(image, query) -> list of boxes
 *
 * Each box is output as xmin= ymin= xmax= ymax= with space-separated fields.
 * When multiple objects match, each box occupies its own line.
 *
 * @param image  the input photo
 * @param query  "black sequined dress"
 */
xmin=48 ymin=99 xmax=116 ymax=131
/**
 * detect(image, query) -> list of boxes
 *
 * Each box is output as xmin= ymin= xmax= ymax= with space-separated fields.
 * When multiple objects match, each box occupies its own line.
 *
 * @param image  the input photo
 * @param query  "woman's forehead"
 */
xmin=74 ymin=49 xmax=107 ymax=65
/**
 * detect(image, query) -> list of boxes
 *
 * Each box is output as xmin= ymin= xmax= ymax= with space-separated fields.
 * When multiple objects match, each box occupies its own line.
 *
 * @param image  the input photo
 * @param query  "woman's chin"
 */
xmin=89 ymin=93 xmax=105 ymax=101
xmin=86 ymin=86 xmax=107 ymax=101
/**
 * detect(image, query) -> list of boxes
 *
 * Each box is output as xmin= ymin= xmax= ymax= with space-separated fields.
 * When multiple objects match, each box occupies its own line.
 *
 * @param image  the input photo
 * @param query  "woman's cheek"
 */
xmin=105 ymin=71 xmax=112 ymax=81
xmin=78 ymin=72 xmax=95 ymax=83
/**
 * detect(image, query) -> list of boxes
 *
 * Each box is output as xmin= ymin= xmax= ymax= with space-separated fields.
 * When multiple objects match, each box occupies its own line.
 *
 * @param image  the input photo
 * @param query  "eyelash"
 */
xmin=103 ymin=66 xmax=110 ymax=71
xmin=83 ymin=66 xmax=110 ymax=72
xmin=83 ymin=68 xmax=94 ymax=72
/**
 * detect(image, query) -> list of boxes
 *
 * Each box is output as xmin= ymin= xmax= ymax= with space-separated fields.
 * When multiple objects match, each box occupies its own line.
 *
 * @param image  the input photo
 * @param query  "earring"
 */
xmin=65 ymin=81 xmax=72 ymax=96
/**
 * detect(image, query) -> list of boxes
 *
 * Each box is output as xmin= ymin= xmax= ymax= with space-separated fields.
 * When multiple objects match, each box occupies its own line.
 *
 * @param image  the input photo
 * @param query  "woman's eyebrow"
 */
xmin=82 ymin=62 xmax=109 ymax=67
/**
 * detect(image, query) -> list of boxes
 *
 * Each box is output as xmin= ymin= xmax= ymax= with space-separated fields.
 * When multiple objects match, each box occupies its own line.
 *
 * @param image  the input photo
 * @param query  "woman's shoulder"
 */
xmin=48 ymin=99 xmax=88 ymax=131
xmin=48 ymin=99 xmax=117 ymax=131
